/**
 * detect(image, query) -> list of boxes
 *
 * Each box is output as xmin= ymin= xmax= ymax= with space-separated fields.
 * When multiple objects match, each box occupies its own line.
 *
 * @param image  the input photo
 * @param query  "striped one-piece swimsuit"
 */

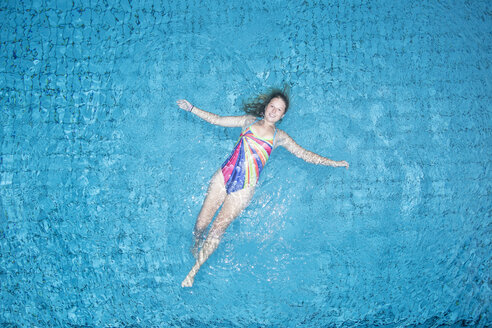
xmin=221 ymin=120 xmax=276 ymax=194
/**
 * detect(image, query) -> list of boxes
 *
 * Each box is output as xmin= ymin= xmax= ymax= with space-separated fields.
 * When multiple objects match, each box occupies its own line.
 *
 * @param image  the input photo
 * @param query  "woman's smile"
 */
xmin=264 ymin=97 xmax=286 ymax=122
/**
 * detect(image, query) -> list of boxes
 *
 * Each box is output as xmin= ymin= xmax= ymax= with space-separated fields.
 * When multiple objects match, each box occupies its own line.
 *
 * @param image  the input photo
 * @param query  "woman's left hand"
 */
xmin=337 ymin=161 xmax=349 ymax=169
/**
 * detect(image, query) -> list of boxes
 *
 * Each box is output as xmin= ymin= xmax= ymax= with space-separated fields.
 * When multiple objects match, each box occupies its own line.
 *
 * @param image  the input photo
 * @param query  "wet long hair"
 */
xmin=241 ymin=86 xmax=290 ymax=118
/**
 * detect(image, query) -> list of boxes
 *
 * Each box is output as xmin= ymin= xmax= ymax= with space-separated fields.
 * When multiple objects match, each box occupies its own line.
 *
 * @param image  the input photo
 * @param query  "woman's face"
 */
xmin=264 ymin=97 xmax=286 ymax=123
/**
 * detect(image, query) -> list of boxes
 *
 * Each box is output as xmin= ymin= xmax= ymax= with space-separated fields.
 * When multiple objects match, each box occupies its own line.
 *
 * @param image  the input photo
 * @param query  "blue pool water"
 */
xmin=1 ymin=0 xmax=491 ymax=326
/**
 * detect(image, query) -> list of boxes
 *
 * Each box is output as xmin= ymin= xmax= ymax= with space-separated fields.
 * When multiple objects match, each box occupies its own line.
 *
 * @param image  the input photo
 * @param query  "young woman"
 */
xmin=176 ymin=89 xmax=349 ymax=287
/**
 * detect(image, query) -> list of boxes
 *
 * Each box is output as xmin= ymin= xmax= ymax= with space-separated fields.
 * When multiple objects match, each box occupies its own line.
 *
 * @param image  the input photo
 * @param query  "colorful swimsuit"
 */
xmin=221 ymin=120 xmax=276 ymax=194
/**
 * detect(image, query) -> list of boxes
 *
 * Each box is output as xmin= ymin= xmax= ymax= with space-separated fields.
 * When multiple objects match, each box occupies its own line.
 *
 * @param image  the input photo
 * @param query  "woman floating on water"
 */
xmin=177 ymin=88 xmax=349 ymax=287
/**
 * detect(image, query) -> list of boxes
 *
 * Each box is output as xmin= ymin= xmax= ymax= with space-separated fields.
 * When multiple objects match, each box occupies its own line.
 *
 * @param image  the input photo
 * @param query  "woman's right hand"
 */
xmin=176 ymin=99 xmax=193 ymax=112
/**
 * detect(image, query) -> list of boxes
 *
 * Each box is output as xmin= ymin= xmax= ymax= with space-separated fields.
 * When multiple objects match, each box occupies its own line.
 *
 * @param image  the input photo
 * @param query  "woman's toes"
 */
xmin=181 ymin=276 xmax=193 ymax=287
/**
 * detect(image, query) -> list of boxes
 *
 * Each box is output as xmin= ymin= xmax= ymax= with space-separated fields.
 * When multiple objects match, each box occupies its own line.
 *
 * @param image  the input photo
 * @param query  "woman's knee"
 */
xmin=193 ymin=218 xmax=209 ymax=234
xmin=207 ymin=224 xmax=228 ymax=240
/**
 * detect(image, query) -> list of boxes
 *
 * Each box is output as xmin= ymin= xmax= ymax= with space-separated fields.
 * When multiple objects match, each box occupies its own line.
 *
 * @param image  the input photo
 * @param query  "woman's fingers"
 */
xmin=338 ymin=160 xmax=349 ymax=169
xmin=176 ymin=99 xmax=192 ymax=111
xmin=176 ymin=99 xmax=186 ymax=109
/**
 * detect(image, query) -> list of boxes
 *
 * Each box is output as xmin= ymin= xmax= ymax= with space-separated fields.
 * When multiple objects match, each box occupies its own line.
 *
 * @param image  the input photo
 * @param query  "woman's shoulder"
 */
xmin=274 ymin=129 xmax=292 ymax=147
xmin=275 ymin=128 xmax=290 ymax=139
xmin=241 ymin=115 xmax=258 ymax=128
xmin=244 ymin=115 xmax=257 ymax=123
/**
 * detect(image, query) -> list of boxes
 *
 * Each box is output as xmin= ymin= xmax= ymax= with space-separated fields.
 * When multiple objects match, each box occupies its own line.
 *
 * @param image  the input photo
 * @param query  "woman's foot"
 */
xmin=181 ymin=274 xmax=194 ymax=287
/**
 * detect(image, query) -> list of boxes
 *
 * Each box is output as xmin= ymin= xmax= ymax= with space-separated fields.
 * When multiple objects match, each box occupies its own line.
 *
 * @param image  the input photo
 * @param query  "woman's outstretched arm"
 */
xmin=275 ymin=130 xmax=349 ymax=168
xmin=176 ymin=99 xmax=254 ymax=128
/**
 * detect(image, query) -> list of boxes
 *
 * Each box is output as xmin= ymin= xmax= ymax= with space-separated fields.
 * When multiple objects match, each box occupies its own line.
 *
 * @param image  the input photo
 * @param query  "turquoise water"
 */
xmin=1 ymin=0 xmax=491 ymax=326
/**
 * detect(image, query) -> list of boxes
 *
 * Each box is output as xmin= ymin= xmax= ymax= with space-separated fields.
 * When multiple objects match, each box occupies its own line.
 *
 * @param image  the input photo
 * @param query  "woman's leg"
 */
xmin=181 ymin=187 xmax=254 ymax=287
xmin=191 ymin=170 xmax=227 ymax=258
